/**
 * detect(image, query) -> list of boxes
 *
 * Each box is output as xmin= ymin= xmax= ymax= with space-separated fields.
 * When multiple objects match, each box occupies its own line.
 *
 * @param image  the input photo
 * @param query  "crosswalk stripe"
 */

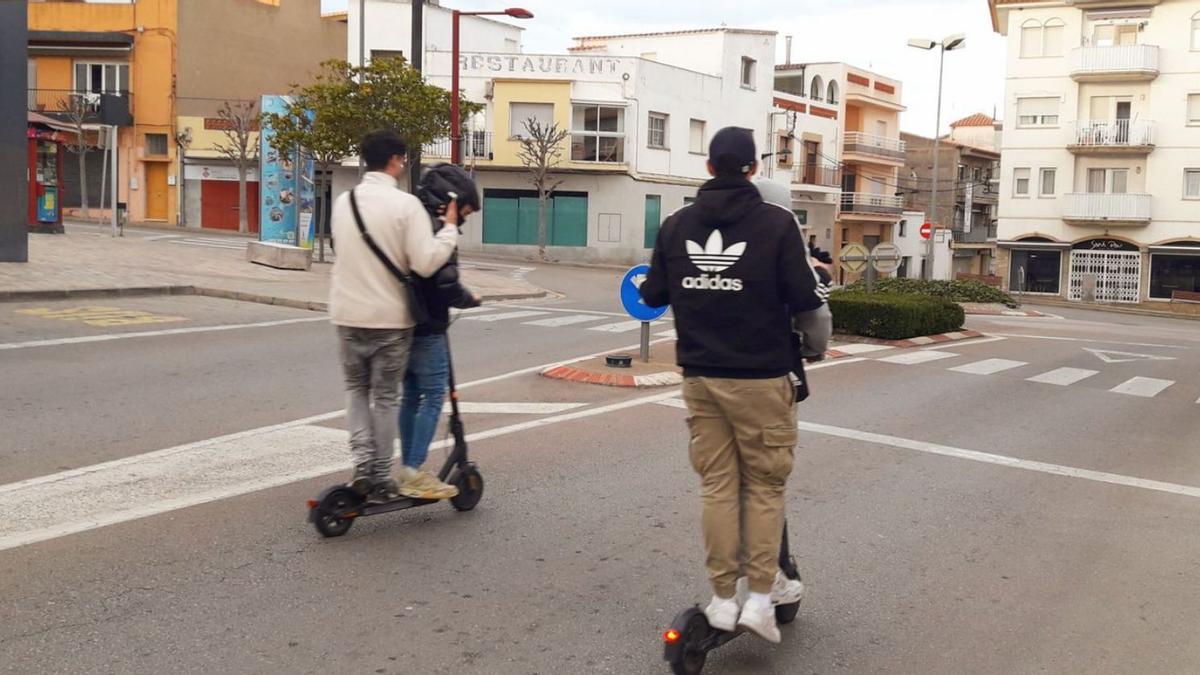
xmin=456 ymin=306 xmax=497 ymax=315
xmin=655 ymin=329 xmax=677 ymax=338
xmin=523 ymin=314 xmax=604 ymax=327
xmin=169 ymin=239 xmax=245 ymax=250
xmin=588 ymin=320 xmax=647 ymax=333
xmin=1110 ymin=377 xmax=1175 ymax=398
xmin=464 ymin=310 xmax=551 ymax=322
xmin=949 ymin=359 xmax=1028 ymax=375
xmin=833 ymin=343 xmax=894 ymax=356
xmin=877 ymin=350 xmax=958 ymax=365
xmin=445 ymin=402 xmax=588 ymax=414
xmin=1027 ymin=368 xmax=1099 ymax=386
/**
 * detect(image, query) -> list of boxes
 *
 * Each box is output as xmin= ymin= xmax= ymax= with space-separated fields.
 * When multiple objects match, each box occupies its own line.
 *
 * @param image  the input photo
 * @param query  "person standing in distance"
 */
xmin=639 ymin=127 xmax=830 ymax=643
xmin=329 ymin=130 xmax=459 ymax=504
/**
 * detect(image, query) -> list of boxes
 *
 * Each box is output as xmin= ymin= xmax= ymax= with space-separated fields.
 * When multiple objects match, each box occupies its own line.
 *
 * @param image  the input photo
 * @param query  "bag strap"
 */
xmin=349 ymin=188 xmax=409 ymax=286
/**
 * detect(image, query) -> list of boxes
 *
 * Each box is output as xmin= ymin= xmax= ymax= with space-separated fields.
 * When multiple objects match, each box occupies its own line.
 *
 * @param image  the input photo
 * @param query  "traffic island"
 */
xmin=541 ymin=339 xmax=682 ymax=388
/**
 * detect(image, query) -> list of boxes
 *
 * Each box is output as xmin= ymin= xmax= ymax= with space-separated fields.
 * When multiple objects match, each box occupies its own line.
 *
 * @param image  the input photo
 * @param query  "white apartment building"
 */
xmin=991 ymin=0 xmax=1200 ymax=304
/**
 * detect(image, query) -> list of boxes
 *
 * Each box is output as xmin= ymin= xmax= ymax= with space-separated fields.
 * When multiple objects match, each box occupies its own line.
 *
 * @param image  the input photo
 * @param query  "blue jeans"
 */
xmin=399 ymin=334 xmax=450 ymax=470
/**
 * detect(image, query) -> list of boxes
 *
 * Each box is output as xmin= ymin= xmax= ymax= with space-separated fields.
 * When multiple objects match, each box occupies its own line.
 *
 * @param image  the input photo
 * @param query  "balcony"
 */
xmin=1068 ymin=119 xmax=1155 ymax=154
xmin=794 ymin=163 xmax=841 ymax=189
xmin=840 ymin=192 xmax=904 ymax=219
xmin=422 ymin=131 xmax=493 ymax=161
xmin=1062 ymin=193 xmax=1151 ymax=225
xmin=27 ymin=89 xmax=132 ymax=127
xmin=1070 ymin=45 xmax=1159 ymax=82
xmin=843 ymin=132 xmax=906 ymax=165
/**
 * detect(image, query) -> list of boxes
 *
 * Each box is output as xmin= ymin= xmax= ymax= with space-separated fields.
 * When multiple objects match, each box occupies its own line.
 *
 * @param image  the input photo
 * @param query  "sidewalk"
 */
xmin=0 ymin=227 xmax=547 ymax=309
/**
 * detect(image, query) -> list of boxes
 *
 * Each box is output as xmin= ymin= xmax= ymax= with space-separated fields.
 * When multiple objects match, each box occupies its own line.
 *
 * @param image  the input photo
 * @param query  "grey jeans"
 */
xmin=337 ymin=326 xmax=413 ymax=478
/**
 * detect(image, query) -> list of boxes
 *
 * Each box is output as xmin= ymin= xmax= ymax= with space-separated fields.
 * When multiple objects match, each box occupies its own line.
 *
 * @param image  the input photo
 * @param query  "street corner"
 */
xmin=961 ymin=302 xmax=1046 ymax=318
xmin=541 ymin=339 xmax=682 ymax=388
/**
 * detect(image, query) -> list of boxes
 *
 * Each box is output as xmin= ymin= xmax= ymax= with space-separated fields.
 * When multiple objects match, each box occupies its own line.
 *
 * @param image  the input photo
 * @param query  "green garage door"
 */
xmin=483 ymin=190 xmax=588 ymax=247
xmin=551 ymin=195 xmax=588 ymax=246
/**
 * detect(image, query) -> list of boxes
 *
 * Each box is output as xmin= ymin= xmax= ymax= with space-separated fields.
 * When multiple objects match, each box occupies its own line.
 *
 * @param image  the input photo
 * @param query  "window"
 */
xmin=777 ymin=134 xmax=793 ymax=168
xmin=1040 ymin=168 xmax=1056 ymax=197
xmin=1042 ymin=18 xmax=1065 ymax=56
xmin=1093 ymin=23 xmax=1138 ymax=47
xmin=689 ymin=119 xmax=706 ymax=154
xmin=74 ymin=62 xmax=129 ymax=95
xmin=1014 ymin=168 xmax=1031 ymax=197
xmin=1020 ymin=18 xmax=1065 ymax=57
xmin=509 ymin=102 xmax=553 ymax=138
xmin=1150 ymin=249 xmax=1200 ymax=299
xmin=1020 ymin=20 xmax=1043 ymax=58
xmin=1192 ymin=13 xmax=1200 ymax=50
xmin=740 ymin=57 xmax=757 ymax=89
xmin=644 ymin=195 xmax=662 ymax=248
xmin=1017 ymin=97 xmax=1060 ymax=127
xmin=370 ymin=49 xmax=404 ymax=62
xmin=571 ymin=104 xmax=625 ymax=162
xmin=826 ymin=81 xmax=839 ymax=105
xmin=145 ymin=133 xmax=168 ymax=157
xmin=898 ymin=219 xmax=908 ymax=237
xmin=647 ymin=113 xmax=668 ymax=149
xmin=1188 ymin=94 xmax=1200 ymax=125
xmin=1087 ymin=168 xmax=1129 ymax=194
xmin=809 ymin=76 xmax=824 ymax=102
xmin=1009 ymin=249 xmax=1062 ymax=294
xmin=1185 ymin=169 xmax=1200 ymax=199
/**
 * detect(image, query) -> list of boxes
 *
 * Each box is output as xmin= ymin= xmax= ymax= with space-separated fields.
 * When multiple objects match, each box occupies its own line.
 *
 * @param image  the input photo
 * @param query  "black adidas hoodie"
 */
xmin=639 ymin=175 xmax=824 ymax=379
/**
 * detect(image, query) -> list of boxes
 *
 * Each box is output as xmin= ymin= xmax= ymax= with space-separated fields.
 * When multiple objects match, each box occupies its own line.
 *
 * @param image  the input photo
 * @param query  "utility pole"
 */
xmin=357 ymin=0 xmax=366 ymax=179
xmin=927 ymin=47 xmax=945 ymax=280
xmin=410 ymin=0 xmax=424 ymax=193
xmin=0 ymin=1 xmax=29 ymax=261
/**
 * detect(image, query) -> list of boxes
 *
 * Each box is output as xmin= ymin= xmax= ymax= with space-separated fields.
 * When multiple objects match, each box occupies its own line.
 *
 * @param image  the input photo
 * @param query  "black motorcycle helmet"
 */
xmin=417 ymin=163 xmax=481 ymax=220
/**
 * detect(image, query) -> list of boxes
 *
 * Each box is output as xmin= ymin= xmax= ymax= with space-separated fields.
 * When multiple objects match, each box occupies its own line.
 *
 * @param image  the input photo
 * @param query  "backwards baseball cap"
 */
xmin=708 ymin=126 xmax=757 ymax=176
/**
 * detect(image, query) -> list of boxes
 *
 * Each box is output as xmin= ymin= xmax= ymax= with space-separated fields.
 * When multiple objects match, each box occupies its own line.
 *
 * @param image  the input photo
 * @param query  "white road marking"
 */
xmin=922 ymin=336 xmax=1006 ymax=349
xmin=1109 ymin=377 xmax=1175 ymax=398
xmin=141 ymin=234 xmax=182 ymax=242
xmin=990 ymin=333 xmax=1187 ymax=350
xmin=463 ymin=310 xmax=551 ymax=322
xmin=588 ymin=320 xmax=648 ymax=333
xmin=949 ymin=359 xmax=1028 ymax=375
xmin=1084 ymin=348 xmax=1178 ymax=364
xmin=0 ymin=316 xmax=328 ymax=351
xmin=500 ymin=303 xmax=630 ymax=318
xmin=1027 ymin=368 xmax=1099 ymax=386
xmin=793 ymin=421 xmax=1200 ymax=500
xmin=833 ymin=343 xmax=894 ymax=355
xmin=655 ymin=329 xmax=677 ymax=338
xmin=877 ymin=350 xmax=959 ymax=365
xmin=656 ymin=398 xmax=689 ymax=410
xmin=522 ymin=314 xmax=604 ymax=327
xmin=455 ymin=306 xmax=497 ymax=315
xmin=447 ymin=402 xmax=587 ymax=414
xmin=0 ymin=390 xmax=680 ymax=552
xmin=168 ymin=239 xmax=246 ymax=250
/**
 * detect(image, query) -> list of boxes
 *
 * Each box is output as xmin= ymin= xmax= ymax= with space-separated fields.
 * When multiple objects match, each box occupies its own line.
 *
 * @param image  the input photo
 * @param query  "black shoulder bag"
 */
xmin=348 ymin=188 xmax=432 ymax=325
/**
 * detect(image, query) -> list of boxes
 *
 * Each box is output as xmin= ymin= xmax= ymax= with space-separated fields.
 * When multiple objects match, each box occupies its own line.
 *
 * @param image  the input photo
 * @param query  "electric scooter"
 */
xmin=306 ymin=339 xmax=483 ymax=538
xmin=662 ymin=521 xmax=803 ymax=675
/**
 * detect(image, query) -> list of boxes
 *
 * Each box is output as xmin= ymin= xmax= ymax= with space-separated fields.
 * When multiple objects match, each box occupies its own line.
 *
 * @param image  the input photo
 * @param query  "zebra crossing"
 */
xmin=456 ymin=305 xmax=673 ymax=335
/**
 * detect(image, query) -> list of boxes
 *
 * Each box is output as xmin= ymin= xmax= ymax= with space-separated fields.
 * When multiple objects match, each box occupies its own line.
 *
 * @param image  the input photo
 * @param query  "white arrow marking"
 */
xmin=1084 ymin=348 xmax=1178 ymax=364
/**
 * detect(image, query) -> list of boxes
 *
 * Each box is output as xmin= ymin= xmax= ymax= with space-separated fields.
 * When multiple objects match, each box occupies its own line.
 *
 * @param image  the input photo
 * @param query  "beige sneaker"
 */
xmin=399 ymin=470 xmax=460 ymax=500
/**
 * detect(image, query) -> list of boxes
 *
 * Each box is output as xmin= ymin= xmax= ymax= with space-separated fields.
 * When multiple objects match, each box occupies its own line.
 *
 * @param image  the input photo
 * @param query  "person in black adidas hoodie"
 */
xmin=639 ymin=127 xmax=829 ymax=644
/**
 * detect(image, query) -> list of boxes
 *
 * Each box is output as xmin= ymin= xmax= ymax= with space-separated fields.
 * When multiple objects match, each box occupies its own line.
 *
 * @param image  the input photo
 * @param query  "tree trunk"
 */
xmin=237 ymin=163 xmax=248 ymax=234
xmin=537 ymin=191 xmax=548 ymax=261
xmin=78 ymin=149 xmax=90 ymax=220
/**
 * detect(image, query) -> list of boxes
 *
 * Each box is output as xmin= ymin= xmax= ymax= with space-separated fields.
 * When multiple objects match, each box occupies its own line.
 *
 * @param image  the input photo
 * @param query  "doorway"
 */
xmin=145 ymin=163 xmax=168 ymax=220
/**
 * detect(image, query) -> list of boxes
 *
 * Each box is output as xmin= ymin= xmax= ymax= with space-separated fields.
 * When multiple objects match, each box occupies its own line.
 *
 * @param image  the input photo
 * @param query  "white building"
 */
xmin=990 ymin=0 xmax=1200 ymax=304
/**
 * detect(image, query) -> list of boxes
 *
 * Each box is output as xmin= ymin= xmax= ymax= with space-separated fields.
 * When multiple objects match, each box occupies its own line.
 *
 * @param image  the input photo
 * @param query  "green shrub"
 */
xmin=844 ymin=277 xmax=1018 ymax=308
xmin=829 ymin=291 xmax=966 ymax=340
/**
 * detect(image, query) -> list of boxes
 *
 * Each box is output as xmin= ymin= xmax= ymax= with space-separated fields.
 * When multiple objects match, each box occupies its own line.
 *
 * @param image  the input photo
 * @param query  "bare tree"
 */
xmin=58 ymin=93 xmax=97 ymax=220
xmin=515 ymin=118 xmax=570 ymax=261
xmin=212 ymin=100 xmax=260 ymax=234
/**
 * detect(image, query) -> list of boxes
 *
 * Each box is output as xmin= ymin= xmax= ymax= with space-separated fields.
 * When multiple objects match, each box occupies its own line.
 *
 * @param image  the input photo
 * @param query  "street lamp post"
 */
xmin=451 ymin=7 xmax=534 ymax=165
xmin=908 ymin=33 xmax=965 ymax=280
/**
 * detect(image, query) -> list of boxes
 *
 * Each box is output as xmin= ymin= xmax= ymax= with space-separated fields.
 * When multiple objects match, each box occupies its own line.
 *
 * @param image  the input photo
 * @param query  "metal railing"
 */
xmin=1062 ymin=192 xmax=1151 ymax=223
xmin=840 ymin=192 xmax=904 ymax=215
xmin=28 ymin=89 xmax=133 ymax=126
xmin=1070 ymin=119 xmax=1155 ymax=149
xmin=423 ymin=131 xmax=493 ymax=160
xmin=843 ymin=132 xmax=906 ymax=161
xmin=1071 ymin=44 xmax=1159 ymax=79
xmin=795 ymin=163 xmax=840 ymax=188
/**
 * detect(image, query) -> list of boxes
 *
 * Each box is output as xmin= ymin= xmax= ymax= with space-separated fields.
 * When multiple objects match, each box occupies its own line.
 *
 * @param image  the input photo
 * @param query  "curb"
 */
xmin=825 ymin=329 xmax=985 ymax=355
xmin=541 ymin=365 xmax=683 ymax=388
xmin=964 ymin=308 xmax=1045 ymax=317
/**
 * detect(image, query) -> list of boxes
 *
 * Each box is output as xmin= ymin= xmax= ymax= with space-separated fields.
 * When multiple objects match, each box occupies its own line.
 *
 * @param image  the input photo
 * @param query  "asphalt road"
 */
xmin=3 ymin=264 xmax=1200 ymax=674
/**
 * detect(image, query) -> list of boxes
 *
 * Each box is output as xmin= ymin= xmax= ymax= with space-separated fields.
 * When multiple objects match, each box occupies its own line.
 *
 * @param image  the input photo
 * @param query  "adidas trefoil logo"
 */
xmin=683 ymin=230 xmax=746 ymax=291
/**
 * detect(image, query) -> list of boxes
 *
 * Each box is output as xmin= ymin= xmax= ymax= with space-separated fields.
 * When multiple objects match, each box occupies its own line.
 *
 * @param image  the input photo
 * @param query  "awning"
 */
xmin=997 ymin=240 xmax=1071 ymax=250
xmin=28 ymin=111 xmax=77 ymax=135
xmin=28 ymin=30 xmax=133 ymax=58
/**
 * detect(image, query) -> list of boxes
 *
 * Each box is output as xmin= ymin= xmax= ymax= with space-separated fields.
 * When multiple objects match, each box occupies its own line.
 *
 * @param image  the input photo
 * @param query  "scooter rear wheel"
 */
xmin=668 ymin=611 xmax=712 ymax=675
xmin=449 ymin=466 xmax=484 ymax=512
xmin=313 ymin=487 xmax=360 ymax=538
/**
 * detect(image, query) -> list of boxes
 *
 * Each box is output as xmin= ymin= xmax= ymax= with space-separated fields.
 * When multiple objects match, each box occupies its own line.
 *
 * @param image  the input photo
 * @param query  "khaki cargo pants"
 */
xmin=682 ymin=375 xmax=797 ymax=598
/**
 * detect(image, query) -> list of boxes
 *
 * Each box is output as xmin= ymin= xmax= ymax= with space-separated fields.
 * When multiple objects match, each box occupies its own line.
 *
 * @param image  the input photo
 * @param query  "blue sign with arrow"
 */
xmin=620 ymin=264 xmax=669 ymax=322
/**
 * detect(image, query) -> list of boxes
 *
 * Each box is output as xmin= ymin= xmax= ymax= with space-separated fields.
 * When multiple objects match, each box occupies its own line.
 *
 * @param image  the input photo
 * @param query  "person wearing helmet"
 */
xmin=395 ymin=164 xmax=483 ymax=500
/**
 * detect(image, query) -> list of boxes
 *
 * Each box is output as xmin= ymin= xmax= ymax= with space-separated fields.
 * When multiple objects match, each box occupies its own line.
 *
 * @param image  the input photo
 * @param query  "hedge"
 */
xmin=844 ymin=277 xmax=1019 ymax=308
xmin=829 ymin=291 xmax=965 ymax=340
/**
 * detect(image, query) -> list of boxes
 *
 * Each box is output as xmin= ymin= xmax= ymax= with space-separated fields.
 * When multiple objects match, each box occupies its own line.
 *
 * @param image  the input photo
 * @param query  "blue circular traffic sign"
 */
xmin=620 ymin=264 xmax=668 ymax=322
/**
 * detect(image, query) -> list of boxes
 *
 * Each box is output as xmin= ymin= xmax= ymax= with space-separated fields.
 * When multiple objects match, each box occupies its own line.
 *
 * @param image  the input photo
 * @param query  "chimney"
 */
xmin=785 ymin=36 xmax=792 ymax=66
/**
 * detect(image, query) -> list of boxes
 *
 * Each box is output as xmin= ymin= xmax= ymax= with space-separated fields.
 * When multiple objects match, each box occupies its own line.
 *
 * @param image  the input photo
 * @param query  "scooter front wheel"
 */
xmin=449 ymin=465 xmax=484 ymax=512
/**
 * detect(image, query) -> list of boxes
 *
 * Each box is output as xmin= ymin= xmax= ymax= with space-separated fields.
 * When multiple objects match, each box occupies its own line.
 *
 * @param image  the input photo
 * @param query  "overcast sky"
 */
xmin=322 ymin=0 xmax=1006 ymax=136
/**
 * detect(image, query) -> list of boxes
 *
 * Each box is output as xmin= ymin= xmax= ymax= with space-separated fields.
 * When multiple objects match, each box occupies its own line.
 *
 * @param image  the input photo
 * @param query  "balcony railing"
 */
xmin=795 ymin=163 xmax=840 ymax=188
xmin=422 ymin=131 xmax=493 ymax=160
xmin=952 ymin=223 xmax=998 ymax=243
xmin=27 ymin=89 xmax=133 ymax=127
xmin=1062 ymin=193 xmax=1151 ymax=224
xmin=1071 ymin=44 xmax=1159 ymax=81
xmin=843 ymin=132 xmax=906 ymax=162
xmin=1069 ymin=119 xmax=1155 ymax=151
xmin=840 ymin=192 xmax=904 ymax=216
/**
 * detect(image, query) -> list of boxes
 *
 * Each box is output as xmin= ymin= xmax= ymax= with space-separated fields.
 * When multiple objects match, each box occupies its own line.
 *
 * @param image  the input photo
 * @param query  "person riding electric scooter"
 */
xmin=396 ymin=164 xmax=483 ymax=500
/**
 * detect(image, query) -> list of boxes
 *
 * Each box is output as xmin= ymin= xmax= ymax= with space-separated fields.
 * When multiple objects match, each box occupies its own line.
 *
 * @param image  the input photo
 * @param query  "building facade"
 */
xmin=991 ymin=0 xmax=1200 ymax=303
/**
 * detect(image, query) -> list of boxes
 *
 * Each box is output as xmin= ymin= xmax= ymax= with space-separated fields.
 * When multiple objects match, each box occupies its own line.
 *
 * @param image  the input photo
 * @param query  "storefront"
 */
xmin=26 ymin=114 xmax=69 ymax=234
xmin=183 ymin=163 xmax=260 ymax=233
xmin=1148 ymin=242 xmax=1200 ymax=301
xmin=1067 ymin=238 xmax=1141 ymax=303
xmin=1002 ymin=237 xmax=1069 ymax=295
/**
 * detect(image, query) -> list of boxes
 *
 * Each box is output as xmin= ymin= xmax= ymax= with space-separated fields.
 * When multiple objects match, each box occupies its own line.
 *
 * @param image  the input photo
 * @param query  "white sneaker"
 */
xmin=703 ymin=596 xmax=739 ymax=633
xmin=771 ymin=571 xmax=805 ymax=606
xmin=737 ymin=599 xmax=781 ymax=643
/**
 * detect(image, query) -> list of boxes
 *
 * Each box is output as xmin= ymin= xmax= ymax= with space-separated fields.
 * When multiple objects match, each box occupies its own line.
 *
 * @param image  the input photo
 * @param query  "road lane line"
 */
xmin=463 ymin=310 xmax=551 ymax=322
xmin=791 ymin=421 xmax=1200 ymax=501
xmin=1109 ymin=377 xmax=1175 ymax=398
xmin=522 ymin=314 xmax=605 ymax=327
xmin=0 ymin=316 xmax=328 ymax=351
xmin=877 ymin=350 xmax=959 ymax=365
xmin=989 ymin=333 xmax=1188 ymax=349
xmin=949 ymin=359 xmax=1028 ymax=375
xmin=499 ymin=304 xmax=630 ymax=318
xmin=1027 ymin=368 xmax=1099 ymax=386
xmin=588 ymin=320 xmax=648 ymax=333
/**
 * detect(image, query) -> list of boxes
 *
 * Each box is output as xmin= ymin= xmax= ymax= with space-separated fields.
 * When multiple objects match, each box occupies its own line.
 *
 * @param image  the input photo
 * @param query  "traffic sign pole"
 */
xmin=640 ymin=322 xmax=650 ymax=362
